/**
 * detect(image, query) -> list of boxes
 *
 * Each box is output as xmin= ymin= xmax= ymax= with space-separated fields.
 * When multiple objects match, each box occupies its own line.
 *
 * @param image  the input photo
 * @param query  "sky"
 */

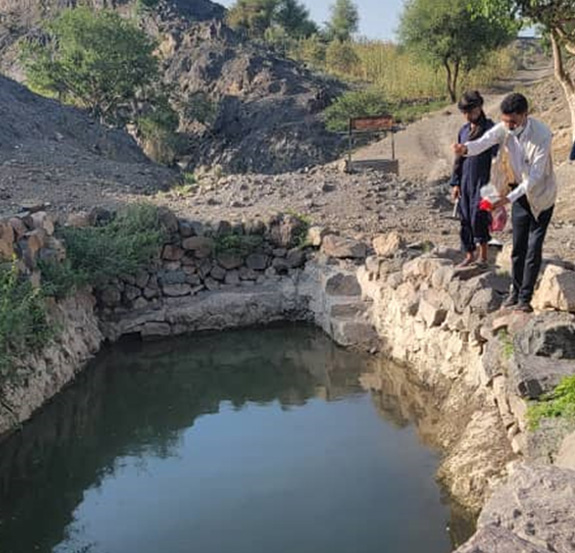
xmin=216 ymin=0 xmax=406 ymax=41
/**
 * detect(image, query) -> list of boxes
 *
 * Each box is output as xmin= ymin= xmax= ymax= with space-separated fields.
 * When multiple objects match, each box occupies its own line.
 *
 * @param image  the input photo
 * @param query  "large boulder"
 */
xmin=372 ymin=231 xmax=405 ymax=258
xmin=321 ymin=235 xmax=367 ymax=259
xmin=533 ymin=264 xmax=575 ymax=312
xmin=472 ymin=464 xmax=575 ymax=553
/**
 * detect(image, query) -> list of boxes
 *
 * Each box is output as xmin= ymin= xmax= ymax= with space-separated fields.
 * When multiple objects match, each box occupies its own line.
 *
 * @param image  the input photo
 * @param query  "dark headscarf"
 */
xmin=452 ymin=91 xmax=488 ymax=178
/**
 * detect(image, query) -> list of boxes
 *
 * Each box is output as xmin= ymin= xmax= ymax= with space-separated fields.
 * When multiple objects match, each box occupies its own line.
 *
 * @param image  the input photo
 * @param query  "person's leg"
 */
xmin=518 ymin=205 xmax=554 ymax=305
xmin=510 ymin=198 xmax=531 ymax=300
xmin=472 ymin=204 xmax=491 ymax=263
xmin=458 ymin=182 xmax=475 ymax=265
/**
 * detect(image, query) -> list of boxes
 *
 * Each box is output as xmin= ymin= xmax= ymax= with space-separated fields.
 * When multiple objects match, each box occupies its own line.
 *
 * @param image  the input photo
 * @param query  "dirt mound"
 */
xmin=0 ymin=0 xmax=344 ymax=174
xmin=157 ymin=19 xmax=343 ymax=173
xmin=0 ymin=74 xmax=178 ymax=216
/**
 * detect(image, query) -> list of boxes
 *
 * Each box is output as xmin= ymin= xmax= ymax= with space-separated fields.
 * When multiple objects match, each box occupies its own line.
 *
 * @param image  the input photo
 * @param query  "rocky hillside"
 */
xmin=0 ymin=0 xmax=344 ymax=174
xmin=0 ymin=74 xmax=177 ymax=215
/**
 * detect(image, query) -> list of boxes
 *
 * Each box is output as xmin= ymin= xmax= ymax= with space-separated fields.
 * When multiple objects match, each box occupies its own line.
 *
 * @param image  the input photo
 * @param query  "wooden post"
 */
xmin=347 ymin=118 xmax=353 ymax=172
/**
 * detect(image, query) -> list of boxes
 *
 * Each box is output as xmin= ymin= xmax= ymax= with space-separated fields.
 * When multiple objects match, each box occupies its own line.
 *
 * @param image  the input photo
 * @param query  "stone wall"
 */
xmin=356 ymin=232 xmax=575 ymax=552
xmin=0 ymin=207 xmax=102 ymax=436
xmin=2 ymin=209 xmax=575 ymax=553
xmin=95 ymin=210 xmax=311 ymax=319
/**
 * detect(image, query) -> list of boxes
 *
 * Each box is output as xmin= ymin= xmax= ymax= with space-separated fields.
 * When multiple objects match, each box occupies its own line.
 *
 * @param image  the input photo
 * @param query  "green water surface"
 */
xmin=0 ymin=326 xmax=458 ymax=553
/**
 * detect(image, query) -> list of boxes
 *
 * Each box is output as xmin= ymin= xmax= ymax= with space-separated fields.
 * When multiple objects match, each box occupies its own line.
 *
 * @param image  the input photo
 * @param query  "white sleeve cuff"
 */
xmin=507 ymin=181 xmax=528 ymax=203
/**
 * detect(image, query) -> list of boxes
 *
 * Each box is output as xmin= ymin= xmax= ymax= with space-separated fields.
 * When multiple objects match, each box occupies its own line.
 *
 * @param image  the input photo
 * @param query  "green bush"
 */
xmin=38 ymin=258 xmax=86 ymax=300
xmin=60 ymin=204 xmax=166 ymax=288
xmin=527 ymin=376 xmax=575 ymax=430
xmin=137 ymin=97 xmax=184 ymax=165
xmin=0 ymin=262 xmax=52 ymax=375
xmin=215 ymin=235 xmax=264 ymax=256
xmin=322 ymin=88 xmax=390 ymax=132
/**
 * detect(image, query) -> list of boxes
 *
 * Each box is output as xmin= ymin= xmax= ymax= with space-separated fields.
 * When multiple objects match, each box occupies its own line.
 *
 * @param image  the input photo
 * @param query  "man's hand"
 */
xmin=452 ymin=143 xmax=468 ymax=156
xmin=492 ymin=197 xmax=510 ymax=210
xmin=451 ymin=186 xmax=461 ymax=202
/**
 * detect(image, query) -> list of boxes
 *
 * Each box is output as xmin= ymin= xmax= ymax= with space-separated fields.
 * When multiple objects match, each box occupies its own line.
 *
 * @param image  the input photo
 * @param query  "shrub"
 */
xmin=137 ymin=97 xmax=184 ymax=165
xmin=21 ymin=8 xmax=159 ymax=125
xmin=325 ymin=40 xmax=360 ymax=75
xmin=59 ymin=204 xmax=166 ymax=288
xmin=322 ymin=87 xmax=390 ymax=132
xmin=289 ymin=35 xmax=327 ymax=67
xmin=215 ymin=235 xmax=264 ymax=256
xmin=0 ymin=261 xmax=52 ymax=375
xmin=181 ymin=92 xmax=218 ymax=127
xmin=527 ymin=376 xmax=575 ymax=430
xmin=38 ymin=258 xmax=86 ymax=300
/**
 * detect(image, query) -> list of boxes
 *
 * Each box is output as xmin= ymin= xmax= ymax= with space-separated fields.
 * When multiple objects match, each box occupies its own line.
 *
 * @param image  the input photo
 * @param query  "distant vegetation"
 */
xmin=474 ymin=0 xmax=575 ymax=148
xmin=398 ymin=0 xmax=517 ymax=102
xmin=227 ymin=0 xmax=519 ymax=130
xmin=20 ymin=7 xmax=182 ymax=165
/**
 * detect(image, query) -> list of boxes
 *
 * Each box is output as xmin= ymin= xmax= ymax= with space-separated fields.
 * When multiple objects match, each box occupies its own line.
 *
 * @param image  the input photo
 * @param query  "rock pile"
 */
xmin=0 ymin=204 xmax=65 ymax=273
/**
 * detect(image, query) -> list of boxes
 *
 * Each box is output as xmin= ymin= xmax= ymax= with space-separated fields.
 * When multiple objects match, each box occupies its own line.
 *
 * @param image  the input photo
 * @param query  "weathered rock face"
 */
xmin=0 ymin=0 xmax=344 ymax=174
xmin=460 ymin=463 xmax=575 ymax=553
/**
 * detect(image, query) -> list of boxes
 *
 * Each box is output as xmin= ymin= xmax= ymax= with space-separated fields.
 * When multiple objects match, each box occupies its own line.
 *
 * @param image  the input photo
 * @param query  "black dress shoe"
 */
xmin=514 ymin=302 xmax=533 ymax=313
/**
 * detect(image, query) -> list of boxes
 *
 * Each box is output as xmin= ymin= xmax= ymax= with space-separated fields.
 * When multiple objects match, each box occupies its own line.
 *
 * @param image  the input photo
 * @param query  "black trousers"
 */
xmin=511 ymin=197 xmax=554 ymax=303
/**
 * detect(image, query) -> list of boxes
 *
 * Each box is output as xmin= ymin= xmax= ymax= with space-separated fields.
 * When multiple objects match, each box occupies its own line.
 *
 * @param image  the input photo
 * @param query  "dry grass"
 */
xmin=323 ymin=40 xmax=516 ymax=102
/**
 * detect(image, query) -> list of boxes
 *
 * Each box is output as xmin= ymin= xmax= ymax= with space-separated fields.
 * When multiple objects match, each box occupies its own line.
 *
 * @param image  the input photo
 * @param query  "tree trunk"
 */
xmin=453 ymin=59 xmax=460 ymax=102
xmin=551 ymin=31 xmax=575 ymax=142
xmin=444 ymin=59 xmax=456 ymax=103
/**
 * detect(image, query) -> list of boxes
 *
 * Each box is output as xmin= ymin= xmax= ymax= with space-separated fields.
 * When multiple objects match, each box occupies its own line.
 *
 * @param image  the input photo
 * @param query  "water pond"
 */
xmin=0 ymin=326 xmax=468 ymax=553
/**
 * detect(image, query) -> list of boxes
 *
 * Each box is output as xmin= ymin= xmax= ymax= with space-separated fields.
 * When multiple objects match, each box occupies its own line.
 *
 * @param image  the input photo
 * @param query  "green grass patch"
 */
xmin=527 ymin=376 xmax=575 ymax=430
xmin=215 ymin=234 xmax=264 ymax=256
xmin=285 ymin=211 xmax=311 ymax=248
xmin=499 ymin=329 xmax=515 ymax=360
xmin=56 ymin=204 xmax=166 ymax=289
xmin=0 ymin=261 xmax=52 ymax=376
xmin=323 ymin=88 xmax=391 ymax=133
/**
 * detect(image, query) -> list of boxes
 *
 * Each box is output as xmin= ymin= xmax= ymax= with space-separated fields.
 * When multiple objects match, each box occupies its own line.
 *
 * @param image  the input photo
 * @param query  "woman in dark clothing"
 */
xmin=450 ymin=91 xmax=498 ymax=267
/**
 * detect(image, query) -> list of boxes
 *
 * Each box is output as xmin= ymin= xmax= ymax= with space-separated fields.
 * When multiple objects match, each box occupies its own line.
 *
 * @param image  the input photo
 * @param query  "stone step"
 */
xmin=329 ymin=316 xmax=378 ymax=348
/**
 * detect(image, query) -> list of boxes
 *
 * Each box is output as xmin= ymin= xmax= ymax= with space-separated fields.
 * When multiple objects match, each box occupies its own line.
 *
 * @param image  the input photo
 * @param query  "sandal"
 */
xmin=456 ymin=257 xmax=475 ymax=268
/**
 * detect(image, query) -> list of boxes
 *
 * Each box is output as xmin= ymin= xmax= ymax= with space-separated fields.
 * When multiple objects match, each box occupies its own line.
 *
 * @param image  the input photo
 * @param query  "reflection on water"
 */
xmin=0 ymin=326 xmax=467 ymax=553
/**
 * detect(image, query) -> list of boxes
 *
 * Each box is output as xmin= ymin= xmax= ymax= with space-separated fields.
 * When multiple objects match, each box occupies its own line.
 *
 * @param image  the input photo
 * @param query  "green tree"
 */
xmin=399 ymin=0 xmax=515 ymax=102
xmin=227 ymin=0 xmax=317 ymax=39
xmin=474 ymin=0 xmax=575 ymax=141
xmin=21 ymin=7 xmax=159 ymax=124
xmin=325 ymin=0 xmax=359 ymax=42
xmin=275 ymin=0 xmax=318 ymax=38
xmin=226 ymin=0 xmax=279 ymax=38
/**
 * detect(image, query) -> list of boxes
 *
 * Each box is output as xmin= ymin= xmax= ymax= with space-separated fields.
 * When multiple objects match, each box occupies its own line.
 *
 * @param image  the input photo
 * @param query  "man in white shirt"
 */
xmin=452 ymin=93 xmax=556 ymax=313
